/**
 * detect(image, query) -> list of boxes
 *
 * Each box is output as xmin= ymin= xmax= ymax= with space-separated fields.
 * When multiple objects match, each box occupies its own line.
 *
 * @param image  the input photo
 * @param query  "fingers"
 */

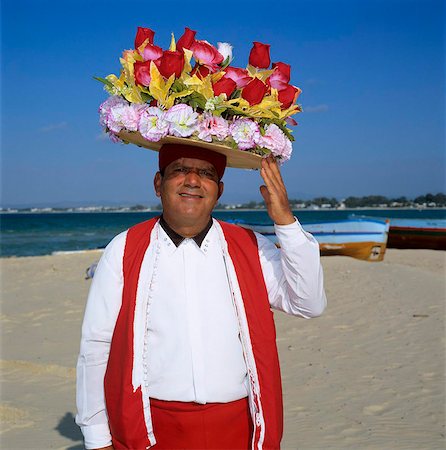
xmin=259 ymin=184 xmax=270 ymax=203
xmin=261 ymin=156 xmax=286 ymax=197
xmin=263 ymin=156 xmax=283 ymax=181
xmin=260 ymin=157 xmax=295 ymax=225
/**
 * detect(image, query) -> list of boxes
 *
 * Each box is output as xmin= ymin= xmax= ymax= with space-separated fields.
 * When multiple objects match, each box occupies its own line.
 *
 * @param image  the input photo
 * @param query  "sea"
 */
xmin=1 ymin=209 xmax=445 ymax=257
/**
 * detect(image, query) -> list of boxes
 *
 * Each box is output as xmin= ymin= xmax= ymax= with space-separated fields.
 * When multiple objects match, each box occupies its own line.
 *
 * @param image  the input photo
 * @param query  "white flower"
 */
xmin=99 ymin=96 xmax=128 ymax=127
xmin=229 ymin=118 xmax=261 ymax=150
xmin=164 ymin=104 xmax=199 ymax=137
xmin=217 ymin=42 xmax=233 ymax=64
xmin=107 ymin=103 xmax=143 ymax=133
xmin=138 ymin=107 xmax=169 ymax=142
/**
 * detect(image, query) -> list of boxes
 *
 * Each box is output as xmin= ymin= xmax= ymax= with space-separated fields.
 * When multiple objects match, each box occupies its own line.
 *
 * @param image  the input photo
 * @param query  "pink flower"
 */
xmin=108 ymin=132 xmax=122 ymax=143
xmin=258 ymin=124 xmax=292 ymax=161
xmin=223 ymin=67 xmax=251 ymax=88
xmin=107 ymin=103 xmax=145 ymax=133
xmin=197 ymin=114 xmax=229 ymax=142
xmin=164 ymin=104 xmax=198 ymax=137
xmin=99 ymin=96 xmax=128 ymax=127
xmin=141 ymin=43 xmax=163 ymax=62
xmin=285 ymin=116 xmax=298 ymax=126
xmin=191 ymin=40 xmax=224 ymax=72
xmin=134 ymin=60 xmax=152 ymax=86
xmin=229 ymin=118 xmax=261 ymax=150
xmin=267 ymin=62 xmax=291 ymax=91
xmin=138 ymin=107 xmax=169 ymax=142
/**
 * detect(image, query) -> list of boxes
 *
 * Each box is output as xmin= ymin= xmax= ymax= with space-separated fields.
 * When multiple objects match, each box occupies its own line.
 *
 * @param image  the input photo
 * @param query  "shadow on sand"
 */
xmin=55 ymin=412 xmax=84 ymax=450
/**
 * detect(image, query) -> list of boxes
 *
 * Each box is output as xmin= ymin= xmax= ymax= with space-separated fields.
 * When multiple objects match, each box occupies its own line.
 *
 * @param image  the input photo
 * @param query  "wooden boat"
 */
xmin=238 ymin=219 xmax=390 ymax=262
xmin=386 ymin=218 xmax=446 ymax=250
xmin=349 ymin=215 xmax=446 ymax=250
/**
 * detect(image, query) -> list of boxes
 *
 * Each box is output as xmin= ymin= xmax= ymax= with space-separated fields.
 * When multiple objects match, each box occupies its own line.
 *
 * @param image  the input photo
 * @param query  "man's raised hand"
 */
xmin=259 ymin=156 xmax=295 ymax=225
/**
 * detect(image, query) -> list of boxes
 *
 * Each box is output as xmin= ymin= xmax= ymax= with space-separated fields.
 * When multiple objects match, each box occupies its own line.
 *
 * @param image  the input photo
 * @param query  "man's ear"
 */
xmin=154 ymin=172 xmax=162 ymax=198
xmin=217 ymin=181 xmax=224 ymax=200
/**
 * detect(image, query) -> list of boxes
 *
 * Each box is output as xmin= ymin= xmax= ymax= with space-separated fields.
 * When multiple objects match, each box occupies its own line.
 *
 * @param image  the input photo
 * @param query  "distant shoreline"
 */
xmin=1 ymin=207 xmax=446 ymax=215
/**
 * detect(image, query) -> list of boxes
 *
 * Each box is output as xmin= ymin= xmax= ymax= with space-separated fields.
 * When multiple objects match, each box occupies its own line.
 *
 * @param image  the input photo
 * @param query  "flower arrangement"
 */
xmin=97 ymin=26 xmax=302 ymax=164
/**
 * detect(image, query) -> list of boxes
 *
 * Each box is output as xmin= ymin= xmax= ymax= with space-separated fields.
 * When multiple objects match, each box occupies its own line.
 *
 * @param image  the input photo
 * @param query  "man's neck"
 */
xmin=161 ymin=214 xmax=212 ymax=238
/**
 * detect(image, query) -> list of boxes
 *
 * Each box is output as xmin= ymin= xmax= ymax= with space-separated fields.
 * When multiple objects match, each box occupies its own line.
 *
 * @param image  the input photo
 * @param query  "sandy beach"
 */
xmin=1 ymin=249 xmax=444 ymax=450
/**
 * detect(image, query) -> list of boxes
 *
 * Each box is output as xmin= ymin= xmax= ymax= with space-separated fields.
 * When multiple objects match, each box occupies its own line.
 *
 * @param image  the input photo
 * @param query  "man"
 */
xmin=76 ymin=144 xmax=326 ymax=450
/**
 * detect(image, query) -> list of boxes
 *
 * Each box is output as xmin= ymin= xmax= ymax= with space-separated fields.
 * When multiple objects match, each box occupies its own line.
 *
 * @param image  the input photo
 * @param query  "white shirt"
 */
xmin=76 ymin=218 xmax=326 ymax=449
xmin=147 ymin=224 xmax=248 ymax=403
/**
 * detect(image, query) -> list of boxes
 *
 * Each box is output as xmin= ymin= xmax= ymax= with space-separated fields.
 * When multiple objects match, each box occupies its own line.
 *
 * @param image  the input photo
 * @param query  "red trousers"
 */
xmin=150 ymin=397 xmax=253 ymax=450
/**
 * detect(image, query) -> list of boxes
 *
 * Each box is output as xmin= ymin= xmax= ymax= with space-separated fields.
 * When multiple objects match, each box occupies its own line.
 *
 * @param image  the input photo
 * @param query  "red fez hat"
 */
xmin=159 ymin=144 xmax=226 ymax=180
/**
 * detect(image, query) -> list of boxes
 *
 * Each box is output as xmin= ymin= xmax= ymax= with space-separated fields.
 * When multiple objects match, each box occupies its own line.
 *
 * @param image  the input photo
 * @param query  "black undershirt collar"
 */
xmin=159 ymin=215 xmax=213 ymax=248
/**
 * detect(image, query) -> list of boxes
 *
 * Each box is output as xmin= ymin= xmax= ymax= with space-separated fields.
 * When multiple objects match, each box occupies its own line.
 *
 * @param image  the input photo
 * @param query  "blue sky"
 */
xmin=2 ymin=0 xmax=444 ymax=207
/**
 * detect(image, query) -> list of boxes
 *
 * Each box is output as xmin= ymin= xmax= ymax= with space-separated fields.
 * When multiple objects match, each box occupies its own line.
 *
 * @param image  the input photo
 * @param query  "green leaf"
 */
xmin=94 ymin=76 xmax=114 ymax=89
xmin=212 ymin=107 xmax=227 ymax=117
xmin=182 ymin=92 xmax=207 ymax=110
xmin=172 ymin=79 xmax=187 ymax=93
xmin=220 ymin=56 xmax=231 ymax=70
xmin=140 ymin=92 xmax=154 ymax=103
xmin=229 ymin=89 xmax=241 ymax=100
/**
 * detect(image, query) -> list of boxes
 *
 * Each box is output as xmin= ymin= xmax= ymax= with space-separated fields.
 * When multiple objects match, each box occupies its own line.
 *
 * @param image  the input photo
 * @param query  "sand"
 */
xmin=0 ymin=249 xmax=444 ymax=450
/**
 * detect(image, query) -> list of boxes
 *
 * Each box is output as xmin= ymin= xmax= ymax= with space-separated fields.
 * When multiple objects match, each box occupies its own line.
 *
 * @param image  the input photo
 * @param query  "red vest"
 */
xmin=104 ymin=218 xmax=283 ymax=449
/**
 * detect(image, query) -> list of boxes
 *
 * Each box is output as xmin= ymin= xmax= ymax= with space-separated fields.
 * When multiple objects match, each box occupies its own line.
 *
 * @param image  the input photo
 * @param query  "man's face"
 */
xmin=154 ymin=157 xmax=224 ymax=228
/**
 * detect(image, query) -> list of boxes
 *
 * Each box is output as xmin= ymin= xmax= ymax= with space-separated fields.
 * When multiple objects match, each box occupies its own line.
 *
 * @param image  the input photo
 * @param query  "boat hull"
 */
xmin=387 ymin=227 xmax=446 ymax=250
xmin=238 ymin=220 xmax=389 ymax=262
xmin=319 ymin=241 xmax=387 ymax=261
xmin=349 ymin=216 xmax=446 ymax=250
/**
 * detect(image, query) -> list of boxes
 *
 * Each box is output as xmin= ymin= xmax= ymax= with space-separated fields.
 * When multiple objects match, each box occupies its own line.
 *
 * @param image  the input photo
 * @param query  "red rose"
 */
xmin=267 ymin=62 xmax=291 ymax=90
xmin=177 ymin=27 xmax=197 ymax=51
xmin=272 ymin=62 xmax=290 ymax=81
xmin=191 ymin=40 xmax=224 ymax=72
xmin=212 ymin=77 xmax=237 ymax=98
xmin=278 ymin=84 xmax=301 ymax=109
xmin=141 ymin=43 xmax=163 ymax=62
xmin=134 ymin=61 xmax=152 ymax=86
xmin=223 ymin=67 xmax=251 ymax=88
xmin=158 ymin=50 xmax=185 ymax=78
xmin=135 ymin=27 xmax=155 ymax=49
xmin=249 ymin=42 xmax=271 ymax=69
xmin=191 ymin=64 xmax=211 ymax=78
xmin=241 ymin=78 xmax=268 ymax=105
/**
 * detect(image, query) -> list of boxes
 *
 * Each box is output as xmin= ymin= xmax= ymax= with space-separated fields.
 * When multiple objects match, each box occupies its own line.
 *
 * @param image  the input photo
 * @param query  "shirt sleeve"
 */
xmin=75 ymin=231 xmax=127 ymax=449
xmin=257 ymin=218 xmax=327 ymax=318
